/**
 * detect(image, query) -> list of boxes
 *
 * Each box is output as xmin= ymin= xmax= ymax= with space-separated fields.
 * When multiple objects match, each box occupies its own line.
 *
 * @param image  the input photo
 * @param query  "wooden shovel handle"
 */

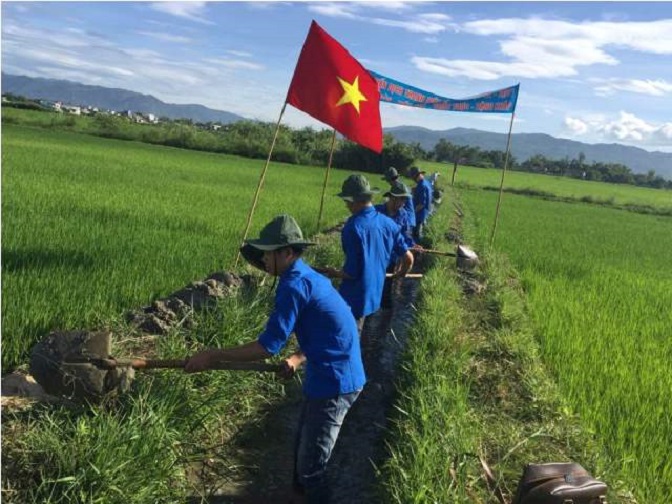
xmin=93 ymin=358 xmax=282 ymax=372
xmin=415 ymin=248 xmax=457 ymax=257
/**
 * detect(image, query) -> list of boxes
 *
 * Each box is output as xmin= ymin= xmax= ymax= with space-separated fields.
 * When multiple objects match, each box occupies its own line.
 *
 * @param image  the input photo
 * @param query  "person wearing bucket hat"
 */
xmin=377 ymin=182 xmax=415 ymax=250
xmin=324 ymin=174 xmax=413 ymax=332
xmin=186 ymin=214 xmax=365 ymax=503
xmin=381 ymin=166 xmax=398 ymax=183
xmin=375 ymin=182 xmax=416 ymax=310
xmin=407 ymin=166 xmax=433 ymax=241
xmin=382 ymin=166 xmax=416 ymax=228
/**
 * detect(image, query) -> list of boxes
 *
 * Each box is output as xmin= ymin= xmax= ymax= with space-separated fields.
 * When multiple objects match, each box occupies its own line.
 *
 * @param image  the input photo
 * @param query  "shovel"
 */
xmin=414 ymin=244 xmax=479 ymax=269
xmin=29 ymin=330 xmax=281 ymax=403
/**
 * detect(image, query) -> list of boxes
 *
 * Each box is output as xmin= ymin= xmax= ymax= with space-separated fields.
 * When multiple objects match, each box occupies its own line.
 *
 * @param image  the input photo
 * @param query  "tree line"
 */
xmin=3 ymin=97 xmax=670 ymax=190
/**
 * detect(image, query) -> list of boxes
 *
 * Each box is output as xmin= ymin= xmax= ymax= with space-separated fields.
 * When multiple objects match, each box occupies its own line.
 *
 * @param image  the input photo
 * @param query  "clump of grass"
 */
xmin=1 ymin=285 xmax=292 ymax=503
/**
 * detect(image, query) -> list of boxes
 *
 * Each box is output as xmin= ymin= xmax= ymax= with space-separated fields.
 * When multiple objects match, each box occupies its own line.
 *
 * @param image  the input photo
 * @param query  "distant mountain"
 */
xmin=384 ymin=126 xmax=672 ymax=180
xmin=3 ymin=73 xmax=671 ymax=179
xmin=1 ymin=73 xmax=244 ymax=124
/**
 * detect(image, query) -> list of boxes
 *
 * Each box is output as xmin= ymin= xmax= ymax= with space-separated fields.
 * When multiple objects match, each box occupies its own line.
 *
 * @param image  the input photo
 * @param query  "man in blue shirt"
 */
xmin=321 ymin=174 xmax=413 ymax=333
xmin=375 ymin=182 xmax=416 ymax=310
xmin=408 ymin=166 xmax=433 ymax=242
xmin=185 ymin=214 xmax=365 ymax=503
xmin=382 ymin=166 xmax=416 ymax=228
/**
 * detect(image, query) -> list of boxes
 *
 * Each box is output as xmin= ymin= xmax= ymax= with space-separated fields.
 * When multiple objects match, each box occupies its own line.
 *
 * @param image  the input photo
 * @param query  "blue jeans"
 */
xmin=293 ymin=390 xmax=361 ymax=503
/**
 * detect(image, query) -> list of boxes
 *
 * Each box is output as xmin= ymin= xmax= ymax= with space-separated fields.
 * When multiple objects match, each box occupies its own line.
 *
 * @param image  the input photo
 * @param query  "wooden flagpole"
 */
xmin=489 ymin=111 xmax=516 ymax=248
xmin=234 ymin=102 xmax=288 ymax=268
xmin=316 ymin=129 xmax=338 ymax=231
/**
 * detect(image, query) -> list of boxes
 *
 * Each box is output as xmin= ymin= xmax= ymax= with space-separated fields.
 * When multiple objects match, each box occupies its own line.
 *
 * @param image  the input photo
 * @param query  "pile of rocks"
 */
xmin=126 ymin=272 xmax=251 ymax=334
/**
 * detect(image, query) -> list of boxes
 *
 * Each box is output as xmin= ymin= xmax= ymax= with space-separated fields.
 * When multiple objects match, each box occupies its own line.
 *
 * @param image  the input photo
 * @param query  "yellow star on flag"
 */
xmin=335 ymin=75 xmax=368 ymax=114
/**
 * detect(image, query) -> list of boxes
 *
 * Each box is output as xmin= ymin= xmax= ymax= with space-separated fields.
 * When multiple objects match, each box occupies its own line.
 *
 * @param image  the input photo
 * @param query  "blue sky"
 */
xmin=2 ymin=1 xmax=672 ymax=152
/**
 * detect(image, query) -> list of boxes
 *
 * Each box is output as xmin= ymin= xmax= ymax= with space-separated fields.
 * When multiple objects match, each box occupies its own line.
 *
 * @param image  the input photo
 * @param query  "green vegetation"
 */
xmin=461 ymin=187 xmax=672 ymax=503
xmin=3 ymin=122 xmax=668 ymax=503
xmin=1 ymin=106 xmax=420 ymax=174
xmin=424 ymin=160 xmax=672 ymax=213
xmin=4 ymin=105 xmax=671 ymax=188
xmin=1 ymin=124 xmax=349 ymax=370
xmin=381 ymin=195 xmax=629 ymax=503
xmin=1 ymin=124 xmax=348 ymax=503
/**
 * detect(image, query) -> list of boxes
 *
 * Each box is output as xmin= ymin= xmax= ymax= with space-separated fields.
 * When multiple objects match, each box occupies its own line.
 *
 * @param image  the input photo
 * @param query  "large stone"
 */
xmin=29 ymin=330 xmax=132 ymax=402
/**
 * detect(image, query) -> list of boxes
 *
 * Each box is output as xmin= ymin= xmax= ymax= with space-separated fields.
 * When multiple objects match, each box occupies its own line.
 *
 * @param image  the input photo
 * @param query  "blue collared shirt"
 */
xmin=413 ymin=178 xmax=433 ymax=224
xmin=375 ymin=203 xmax=415 ymax=265
xmin=258 ymin=259 xmax=366 ymax=400
xmin=404 ymin=193 xmax=416 ymax=227
xmin=339 ymin=206 xmax=409 ymax=318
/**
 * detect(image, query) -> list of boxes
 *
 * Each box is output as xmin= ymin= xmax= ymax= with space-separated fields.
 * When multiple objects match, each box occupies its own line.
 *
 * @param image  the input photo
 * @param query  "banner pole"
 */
xmin=234 ymin=102 xmax=288 ymax=268
xmin=317 ymin=129 xmax=337 ymax=231
xmin=489 ymin=112 xmax=516 ymax=248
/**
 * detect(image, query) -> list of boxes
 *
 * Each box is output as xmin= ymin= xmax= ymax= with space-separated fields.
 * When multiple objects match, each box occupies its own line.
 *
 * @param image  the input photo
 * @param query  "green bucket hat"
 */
xmin=337 ymin=174 xmax=380 ymax=202
xmin=245 ymin=214 xmax=315 ymax=251
xmin=383 ymin=181 xmax=412 ymax=199
xmin=407 ymin=166 xmax=426 ymax=180
xmin=240 ymin=215 xmax=315 ymax=271
xmin=381 ymin=166 xmax=399 ymax=182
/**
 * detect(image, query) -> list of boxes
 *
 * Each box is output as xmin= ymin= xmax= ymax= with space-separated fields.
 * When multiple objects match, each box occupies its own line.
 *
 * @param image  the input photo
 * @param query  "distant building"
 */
xmin=62 ymin=105 xmax=81 ymax=115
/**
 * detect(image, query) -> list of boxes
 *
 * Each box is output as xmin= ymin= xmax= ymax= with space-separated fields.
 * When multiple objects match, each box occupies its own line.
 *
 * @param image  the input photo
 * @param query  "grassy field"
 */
xmin=3 ymin=123 xmax=670 ymax=502
xmin=1 ymin=124 xmax=348 ymax=370
xmin=1 ymin=124 xmax=349 ymax=503
xmin=460 ymin=186 xmax=672 ymax=503
xmin=421 ymin=160 xmax=672 ymax=213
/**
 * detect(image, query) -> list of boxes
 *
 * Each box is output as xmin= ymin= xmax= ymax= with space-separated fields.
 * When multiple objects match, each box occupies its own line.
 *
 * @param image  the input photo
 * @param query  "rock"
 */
xmin=28 ymin=330 xmax=129 ymax=401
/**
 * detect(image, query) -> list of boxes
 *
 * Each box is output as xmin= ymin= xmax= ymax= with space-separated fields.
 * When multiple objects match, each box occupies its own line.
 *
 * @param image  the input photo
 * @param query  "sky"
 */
xmin=2 ymin=1 xmax=672 ymax=152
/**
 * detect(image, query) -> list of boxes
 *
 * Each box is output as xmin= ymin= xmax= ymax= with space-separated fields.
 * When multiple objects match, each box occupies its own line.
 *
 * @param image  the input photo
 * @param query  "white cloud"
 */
xmin=413 ymin=17 xmax=672 ymax=80
xmin=203 ymin=58 xmax=264 ymax=71
xmin=137 ymin=31 xmax=192 ymax=44
xmin=149 ymin=2 xmax=214 ymax=25
xmin=307 ymin=3 xmax=452 ymax=33
xmin=600 ymin=112 xmax=658 ymax=142
xmin=226 ymin=50 xmax=253 ymax=58
xmin=370 ymin=16 xmax=447 ymax=34
xmin=308 ymin=3 xmax=357 ymax=19
xmin=593 ymin=79 xmax=672 ymax=97
xmin=564 ymin=117 xmax=589 ymax=135
xmin=565 ymin=112 xmax=672 ymax=147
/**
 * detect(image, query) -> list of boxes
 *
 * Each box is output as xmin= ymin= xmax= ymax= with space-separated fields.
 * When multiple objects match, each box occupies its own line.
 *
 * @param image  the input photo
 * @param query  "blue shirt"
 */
xmin=258 ymin=259 xmax=366 ymax=400
xmin=339 ymin=206 xmax=409 ymax=318
xmin=404 ymin=195 xmax=417 ymax=227
xmin=375 ymin=203 xmax=415 ymax=266
xmin=393 ymin=182 xmax=416 ymax=227
xmin=413 ymin=178 xmax=433 ymax=225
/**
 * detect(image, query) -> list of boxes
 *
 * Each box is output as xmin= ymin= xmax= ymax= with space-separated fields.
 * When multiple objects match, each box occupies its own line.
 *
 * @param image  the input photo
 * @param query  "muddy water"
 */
xmin=191 ymin=274 xmax=421 ymax=504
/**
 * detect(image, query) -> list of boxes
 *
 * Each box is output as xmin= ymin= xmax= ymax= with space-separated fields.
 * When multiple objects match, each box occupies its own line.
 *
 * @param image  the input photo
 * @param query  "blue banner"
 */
xmin=369 ymin=70 xmax=519 ymax=114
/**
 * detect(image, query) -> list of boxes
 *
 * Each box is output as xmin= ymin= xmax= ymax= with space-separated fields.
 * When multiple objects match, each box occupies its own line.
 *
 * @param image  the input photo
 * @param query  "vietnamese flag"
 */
xmin=286 ymin=21 xmax=383 ymax=153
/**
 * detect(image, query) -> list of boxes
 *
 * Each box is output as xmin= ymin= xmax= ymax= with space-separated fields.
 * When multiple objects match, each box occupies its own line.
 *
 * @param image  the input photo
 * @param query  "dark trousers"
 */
xmin=413 ymin=221 xmax=425 ymax=242
xmin=293 ymin=391 xmax=361 ymax=503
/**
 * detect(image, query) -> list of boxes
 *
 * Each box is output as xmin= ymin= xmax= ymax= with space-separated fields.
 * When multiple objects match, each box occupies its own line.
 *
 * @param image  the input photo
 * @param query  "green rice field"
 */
xmin=460 ymin=186 xmax=672 ymax=502
xmin=2 ymin=123 xmax=671 ymax=502
xmin=451 ymin=162 xmax=672 ymax=211
xmin=1 ymin=125 xmax=347 ymax=370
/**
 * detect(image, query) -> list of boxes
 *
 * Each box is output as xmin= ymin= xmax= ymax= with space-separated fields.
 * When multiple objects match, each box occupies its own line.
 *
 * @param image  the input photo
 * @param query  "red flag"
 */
xmin=286 ymin=21 xmax=383 ymax=153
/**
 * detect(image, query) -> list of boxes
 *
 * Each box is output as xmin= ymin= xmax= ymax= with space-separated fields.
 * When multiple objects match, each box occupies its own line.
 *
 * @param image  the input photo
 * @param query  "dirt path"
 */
xmin=188 ymin=270 xmax=423 ymax=503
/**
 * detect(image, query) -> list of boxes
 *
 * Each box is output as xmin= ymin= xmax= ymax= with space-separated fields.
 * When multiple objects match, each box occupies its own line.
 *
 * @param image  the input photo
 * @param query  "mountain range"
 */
xmin=2 ymin=73 xmax=671 ymax=179
xmin=2 ymin=73 xmax=244 ymax=124
xmin=384 ymin=126 xmax=672 ymax=179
